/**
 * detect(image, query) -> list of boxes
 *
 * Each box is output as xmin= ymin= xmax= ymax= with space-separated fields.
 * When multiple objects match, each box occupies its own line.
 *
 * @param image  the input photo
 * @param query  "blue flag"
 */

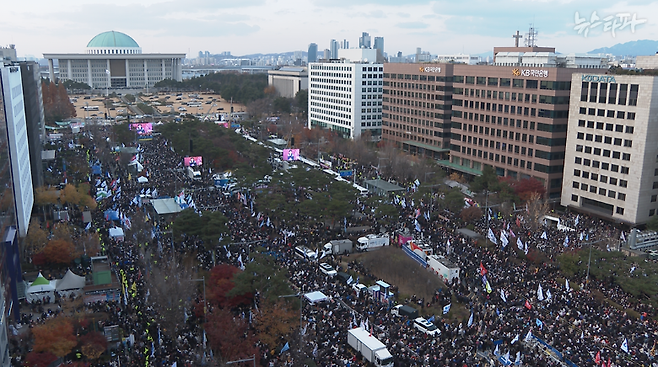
xmin=427 ymin=315 xmax=435 ymax=323
xmin=536 ymin=318 xmax=543 ymax=330
xmin=442 ymin=304 xmax=451 ymax=314
xmin=280 ymin=342 xmax=289 ymax=354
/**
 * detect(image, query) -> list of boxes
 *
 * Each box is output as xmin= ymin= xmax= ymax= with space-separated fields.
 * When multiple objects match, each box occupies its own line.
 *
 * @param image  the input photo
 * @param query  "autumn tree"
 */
xmin=208 ymin=264 xmax=251 ymax=309
xmin=76 ymin=232 xmax=101 ymax=257
xmin=24 ymin=351 xmax=57 ymax=367
xmin=508 ymin=177 xmax=546 ymax=202
xmin=42 ymin=80 xmax=76 ymax=123
xmin=460 ymin=206 xmax=482 ymax=223
xmin=253 ymin=300 xmax=298 ymax=349
xmin=24 ymin=218 xmax=48 ymax=259
xmin=32 ymin=317 xmax=77 ymax=358
xmin=80 ymin=331 xmax=108 ymax=360
xmin=205 ymin=308 xmax=259 ymax=363
xmin=41 ymin=239 xmax=77 ymax=265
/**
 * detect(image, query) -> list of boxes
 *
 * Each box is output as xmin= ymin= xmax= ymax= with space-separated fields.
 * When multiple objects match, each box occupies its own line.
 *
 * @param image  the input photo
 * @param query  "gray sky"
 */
xmin=3 ymin=0 xmax=656 ymax=58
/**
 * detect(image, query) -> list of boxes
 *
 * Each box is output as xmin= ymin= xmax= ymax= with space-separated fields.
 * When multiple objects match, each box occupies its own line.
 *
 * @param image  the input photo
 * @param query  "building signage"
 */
xmin=419 ymin=66 xmax=441 ymax=73
xmin=512 ymin=68 xmax=549 ymax=78
xmin=581 ymin=75 xmax=616 ymax=83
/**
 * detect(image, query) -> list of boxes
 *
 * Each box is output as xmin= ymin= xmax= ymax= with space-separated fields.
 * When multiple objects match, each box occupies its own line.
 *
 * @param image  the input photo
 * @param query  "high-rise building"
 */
xmin=341 ymin=40 xmax=349 ymax=49
xmin=0 ymin=45 xmax=16 ymax=63
xmin=374 ymin=37 xmax=384 ymax=55
xmin=19 ymin=62 xmax=45 ymax=188
xmin=323 ymin=49 xmax=331 ymax=60
xmin=561 ymin=73 xmax=655 ymax=225
xmin=330 ymin=39 xmax=339 ymax=59
xmin=359 ymin=32 xmax=371 ymax=49
xmin=268 ymin=67 xmax=308 ymax=98
xmin=308 ymin=49 xmax=383 ymax=140
xmin=307 ymin=43 xmax=318 ymax=63
xmin=382 ymin=46 xmax=607 ymax=197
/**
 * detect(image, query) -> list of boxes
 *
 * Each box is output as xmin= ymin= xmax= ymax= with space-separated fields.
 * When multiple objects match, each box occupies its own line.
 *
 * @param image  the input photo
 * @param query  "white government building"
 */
xmin=44 ymin=31 xmax=185 ymax=89
xmin=561 ymin=69 xmax=658 ymax=225
xmin=308 ymin=48 xmax=383 ymax=140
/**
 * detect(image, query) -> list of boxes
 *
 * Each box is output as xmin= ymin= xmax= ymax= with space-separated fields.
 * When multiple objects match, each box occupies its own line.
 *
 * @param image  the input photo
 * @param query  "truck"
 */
xmin=322 ymin=239 xmax=353 ymax=257
xmin=427 ymin=254 xmax=460 ymax=283
xmin=187 ymin=166 xmax=201 ymax=180
xmin=356 ymin=234 xmax=390 ymax=252
xmin=347 ymin=327 xmax=394 ymax=367
xmin=391 ymin=304 xmax=419 ymax=319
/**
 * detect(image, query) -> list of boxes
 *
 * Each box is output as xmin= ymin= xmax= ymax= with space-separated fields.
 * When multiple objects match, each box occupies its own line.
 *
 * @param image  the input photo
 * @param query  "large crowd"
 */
xmin=11 ymin=124 xmax=658 ymax=367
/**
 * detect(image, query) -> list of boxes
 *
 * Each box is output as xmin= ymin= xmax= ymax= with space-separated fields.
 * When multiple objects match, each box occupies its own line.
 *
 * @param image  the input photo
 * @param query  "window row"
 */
xmin=458 ymin=147 xmax=533 ymax=170
xmin=572 ymin=181 xmax=626 ymax=200
xmin=575 ymin=145 xmax=631 ymax=160
xmin=573 ymin=169 xmax=628 ymax=186
xmin=579 ymin=108 xmax=636 ymax=120
xmin=576 ymin=119 xmax=634 ymax=132
xmin=573 ymin=157 xmax=630 ymax=174
xmin=580 ymin=82 xmax=638 ymax=106
xmin=575 ymin=133 xmax=633 ymax=147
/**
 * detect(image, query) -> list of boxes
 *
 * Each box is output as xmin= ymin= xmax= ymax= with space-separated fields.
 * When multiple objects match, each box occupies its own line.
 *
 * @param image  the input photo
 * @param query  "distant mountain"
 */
xmin=589 ymin=40 xmax=658 ymax=56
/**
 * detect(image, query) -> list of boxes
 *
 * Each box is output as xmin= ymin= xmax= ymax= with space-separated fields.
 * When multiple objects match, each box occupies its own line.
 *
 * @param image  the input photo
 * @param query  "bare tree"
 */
xmin=525 ymin=193 xmax=549 ymax=231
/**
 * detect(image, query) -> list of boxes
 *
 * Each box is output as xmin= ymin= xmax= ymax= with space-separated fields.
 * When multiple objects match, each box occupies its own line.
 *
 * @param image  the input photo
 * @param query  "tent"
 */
xmin=104 ymin=210 xmax=120 ymax=221
xmin=304 ymin=291 xmax=328 ymax=304
xmin=137 ymin=176 xmax=149 ymax=183
xmin=109 ymin=227 xmax=124 ymax=241
xmin=56 ymin=269 xmax=86 ymax=298
xmin=26 ymin=272 xmax=56 ymax=303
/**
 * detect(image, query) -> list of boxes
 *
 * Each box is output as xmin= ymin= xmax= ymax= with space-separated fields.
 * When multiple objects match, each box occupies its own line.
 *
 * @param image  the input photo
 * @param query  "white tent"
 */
xmin=26 ymin=272 xmax=56 ymax=303
xmin=56 ymin=269 xmax=86 ymax=298
xmin=304 ymin=291 xmax=328 ymax=304
xmin=137 ymin=176 xmax=149 ymax=183
xmin=109 ymin=227 xmax=124 ymax=241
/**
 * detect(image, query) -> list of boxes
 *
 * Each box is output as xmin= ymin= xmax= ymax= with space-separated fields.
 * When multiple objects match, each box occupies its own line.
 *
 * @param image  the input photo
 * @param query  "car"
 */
xmin=319 ymin=263 xmax=337 ymax=277
xmin=414 ymin=317 xmax=440 ymax=336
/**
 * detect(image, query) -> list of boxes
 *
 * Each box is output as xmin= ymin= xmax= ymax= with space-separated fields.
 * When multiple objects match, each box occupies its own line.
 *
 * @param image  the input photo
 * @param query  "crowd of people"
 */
xmin=13 ymin=124 xmax=658 ymax=367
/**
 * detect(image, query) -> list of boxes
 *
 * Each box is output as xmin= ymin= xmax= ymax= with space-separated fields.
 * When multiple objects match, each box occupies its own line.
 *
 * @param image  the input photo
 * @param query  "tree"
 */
xmin=205 ymin=308 xmax=259 ymax=362
xmin=460 ymin=206 xmax=482 ymax=223
xmin=172 ymin=209 xmax=230 ymax=250
xmin=32 ymin=317 xmax=77 ymax=358
xmin=63 ymin=80 xmax=90 ymax=90
xmin=208 ymin=264 xmax=252 ymax=309
xmin=24 ymin=352 xmax=58 ymax=367
xmin=525 ymin=193 xmax=549 ymax=231
xmin=444 ymin=188 xmax=465 ymax=213
xmin=80 ymin=331 xmax=108 ymax=360
xmin=648 ymin=215 xmax=658 ymax=232
xmin=41 ymin=239 xmax=76 ymax=265
xmin=42 ymin=81 xmax=76 ymax=123
xmin=273 ymin=97 xmax=292 ymax=114
xmin=229 ymin=251 xmax=293 ymax=302
xmin=24 ymin=218 xmax=48 ymax=259
xmin=253 ymin=300 xmax=298 ymax=349
xmin=295 ymin=89 xmax=308 ymax=116
xmin=510 ymin=177 xmax=546 ymax=202
xmin=470 ymin=165 xmax=499 ymax=193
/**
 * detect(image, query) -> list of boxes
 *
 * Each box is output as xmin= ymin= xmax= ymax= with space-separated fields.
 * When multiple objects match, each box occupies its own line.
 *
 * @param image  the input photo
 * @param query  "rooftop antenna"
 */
xmin=525 ymin=24 xmax=537 ymax=47
xmin=512 ymin=30 xmax=522 ymax=47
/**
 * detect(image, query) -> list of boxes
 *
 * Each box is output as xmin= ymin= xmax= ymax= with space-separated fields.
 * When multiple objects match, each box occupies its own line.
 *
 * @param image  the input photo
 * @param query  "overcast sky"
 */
xmin=3 ymin=0 xmax=656 ymax=58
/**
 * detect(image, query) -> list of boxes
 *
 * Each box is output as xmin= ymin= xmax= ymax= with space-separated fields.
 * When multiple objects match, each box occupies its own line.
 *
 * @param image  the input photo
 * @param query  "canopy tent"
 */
xmin=56 ymin=269 xmax=86 ymax=298
xmin=26 ymin=272 xmax=56 ymax=303
xmin=91 ymin=165 xmax=102 ymax=175
xmin=304 ymin=291 xmax=328 ymax=304
xmin=137 ymin=176 xmax=149 ymax=183
xmin=109 ymin=227 xmax=124 ymax=241
xmin=151 ymin=198 xmax=183 ymax=215
xmin=104 ymin=210 xmax=120 ymax=221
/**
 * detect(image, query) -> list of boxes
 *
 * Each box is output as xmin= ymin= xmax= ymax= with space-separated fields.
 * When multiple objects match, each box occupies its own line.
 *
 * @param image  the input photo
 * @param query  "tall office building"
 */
xmin=19 ymin=62 xmax=45 ymax=188
xmin=0 ymin=46 xmax=16 ymax=63
xmin=307 ymin=43 xmax=318 ymax=63
xmin=359 ymin=32 xmax=371 ymax=49
xmin=382 ymin=45 xmax=607 ymax=197
xmin=330 ymin=39 xmax=339 ymax=59
xmin=341 ymin=40 xmax=349 ymax=49
xmin=561 ymin=72 xmax=657 ymax=225
xmin=374 ymin=37 xmax=384 ymax=55
xmin=308 ymin=49 xmax=383 ymax=140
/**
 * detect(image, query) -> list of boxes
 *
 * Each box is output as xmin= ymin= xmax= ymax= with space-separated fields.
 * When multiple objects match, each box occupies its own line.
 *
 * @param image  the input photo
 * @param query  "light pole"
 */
xmin=583 ymin=239 xmax=604 ymax=287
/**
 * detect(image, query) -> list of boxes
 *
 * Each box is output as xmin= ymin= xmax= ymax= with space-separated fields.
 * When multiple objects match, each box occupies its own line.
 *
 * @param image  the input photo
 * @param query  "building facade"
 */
xmin=307 ymin=43 xmax=318 ymax=63
xmin=308 ymin=56 xmax=383 ymax=140
xmin=44 ymin=31 xmax=185 ymax=89
xmin=382 ymin=61 xmax=595 ymax=197
xmin=561 ymin=74 xmax=657 ymax=225
xmin=267 ymin=67 xmax=308 ymax=98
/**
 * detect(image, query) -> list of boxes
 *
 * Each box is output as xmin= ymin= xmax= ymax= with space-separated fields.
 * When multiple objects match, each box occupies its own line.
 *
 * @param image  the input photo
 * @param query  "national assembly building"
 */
xmin=44 ymin=31 xmax=185 ymax=90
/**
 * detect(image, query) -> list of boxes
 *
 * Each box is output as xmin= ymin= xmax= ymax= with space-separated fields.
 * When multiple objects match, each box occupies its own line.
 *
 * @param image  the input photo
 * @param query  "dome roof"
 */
xmin=87 ymin=31 xmax=139 ymax=48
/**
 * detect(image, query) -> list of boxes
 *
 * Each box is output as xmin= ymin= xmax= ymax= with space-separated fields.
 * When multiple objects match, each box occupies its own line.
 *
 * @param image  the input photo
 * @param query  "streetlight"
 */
xmin=583 ymin=239 xmax=604 ymax=287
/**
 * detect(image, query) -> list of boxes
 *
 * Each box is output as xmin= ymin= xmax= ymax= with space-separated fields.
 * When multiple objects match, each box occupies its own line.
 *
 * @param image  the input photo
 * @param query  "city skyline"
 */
xmin=2 ymin=0 xmax=656 ymax=59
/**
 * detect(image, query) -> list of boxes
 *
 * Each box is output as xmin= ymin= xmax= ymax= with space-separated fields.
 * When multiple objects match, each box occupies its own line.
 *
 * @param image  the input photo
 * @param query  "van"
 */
xmin=414 ymin=317 xmax=440 ymax=336
xmin=294 ymin=246 xmax=316 ymax=260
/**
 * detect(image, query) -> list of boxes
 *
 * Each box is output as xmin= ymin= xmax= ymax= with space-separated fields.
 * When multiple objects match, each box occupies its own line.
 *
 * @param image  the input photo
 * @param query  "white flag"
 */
xmin=575 ymin=215 xmax=580 ymax=226
xmin=565 ymin=278 xmax=571 ymax=292
xmin=541 ymin=231 xmax=547 ymax=240
xmin=537 ymin=284 xmax=544 ymax=301
xmin=467 ymin=312 xmax=473 ymax=327
xmin=546 ymin=289 xmax=552 ymax=301
xmin=500 ymin=289 xmax=507 ymax=303
xmin=500 ymin=230 xmax=508 ymax=248
xmin=488 ymin=228 xmax=497 ymax=245
xmin=511 ymin=334 xmax=519 ymax=344
xmin=621 ymin=231 xmax=626 ymax=242
xmin=443 ymin=303 xmax=451 ymax=314
xmin=493 ymin=344 xmax=499 ymax=356
xmin=514 ymin=351 xmax=521 ymax=364
xmin=524 ymin=242 xmax=528 ymax=255
xmin=563 ymin=235 xmax=569 ymax=247
xmin=524 ymin=330 xmax=532 ymax=342
xmin=516 ymin=238 xmax=523 ymax=251
xmin=621 ymin=337 xmax=629 ymax=353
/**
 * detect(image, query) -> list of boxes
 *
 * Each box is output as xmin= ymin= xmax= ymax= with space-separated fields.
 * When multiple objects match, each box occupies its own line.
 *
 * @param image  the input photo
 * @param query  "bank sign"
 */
xmin=581 ymin=75 xmax=616 ymax=83
xmin=419 ymin=66 xmax=441 ymax=73
xmin=512 ymin=68 xmax=549 ymax=78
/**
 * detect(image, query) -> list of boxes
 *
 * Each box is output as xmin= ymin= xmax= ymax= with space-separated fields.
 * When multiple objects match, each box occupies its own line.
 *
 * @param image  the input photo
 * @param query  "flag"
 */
xmin=563 ymin=235 xmax=569 ymax=247
xmin=515 ymin=351 xmax=521 ymax=365
xmin=546 ymin=289 xmax=552 ymax=301
xmin=509 ymin=229 xmax=516 ymax=238
xmin=524 ymin=330 xmax=532 ymax=342
xmin=575 ymin=215 xmax=580 ymax=226
xmin=280 ymin=342 xmax=290 ymax=354
xmin=500 ymin=289 xmax=507 ymax=303
xmin=541 ymin=231 xmax=547 ymax=240
xmin=516 ymin=238 xmax=523 ymax=251
xmin=488 ymin=228 xmax=497 ymax=244
xmin=427 ymin=315 xmax=435 ymax=323
xmin=312 ymin=343 xmax=318 ymax=357
xmin=524 ymin=242 xmax=528 ymax=255
xmin=621 ymin=231 xmax=626 ymax=242
xmin=595 ymin=351 xmax=601 ymax=364
xmin=500 ymin=230 xmax=508 ymax=248
xmin=621 ymin=337 xmax=629 ymax=353
xmin=237 ymin=254 xmax=245 ymax=270
xmin=580 ymin=232 xmax=584 ymax=241
xmin=446 ymin=240 xmax=451 ymax=255
xmin=442 ymin=304 xmax=451 ymax=314
xmin=85 ymin=221 xmax=91 ymax=230
xmin=565 ymin=278 xmax=571 ymax=292
xmin=503 ymin=351 xmax=510 ymax=363
xmin=347 ymin=276 xmax=353 ymax=284
xmin=536 ymin=318 xmax=543 ymax=330
xmin=537 ymin=284 xmax=544 ymax=301
xmin=524 ymin=300 xmax=532 ymax=310
xmin=415 ymin=220 xmax=421 ymax=232
xmin=467 ymin=313 xmax=473 ymax=327
xmin=480 ymin=262 xmax=488 ymax=276
xmin=493 ymin=344 xmax=499 ymax=356
xmin=511 ymin=334 xmax=519 ymax=344
xmin=485 ymin=279 xmax=492 ymax=293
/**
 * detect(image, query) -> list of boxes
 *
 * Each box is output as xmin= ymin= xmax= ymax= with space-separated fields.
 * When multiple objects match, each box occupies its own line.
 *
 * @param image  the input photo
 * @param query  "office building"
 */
xmin=308 ymin=49 xmax=383 ymax=140
xmin=374 ymin=37 xmax=384 ymax=56
xmin=307 ymin=43 xmax=318 ymax=63
xmin=330 ymin=39 xmax=339 ymax=59
xmin=341 ymin=40 xmax=349 ymax=49
xmin=0 ymin=46 xmax=16 ymax=63
xmin=268 ymin=67 xmax=308 ymax=98
xmin=435 ymin=54 xmax=481 ymax=65
xmin=44 ymin=31 xmax=185 ymax=89
xmin=359 ymin=32 xmax=371 ymax=49
xmin=561 ymin=73 xmax=657 ymax=225
xmin=19 ymin=62 xmax=45 ymax=188
xmin=382 ymin=46 xmax=605 ymax=197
